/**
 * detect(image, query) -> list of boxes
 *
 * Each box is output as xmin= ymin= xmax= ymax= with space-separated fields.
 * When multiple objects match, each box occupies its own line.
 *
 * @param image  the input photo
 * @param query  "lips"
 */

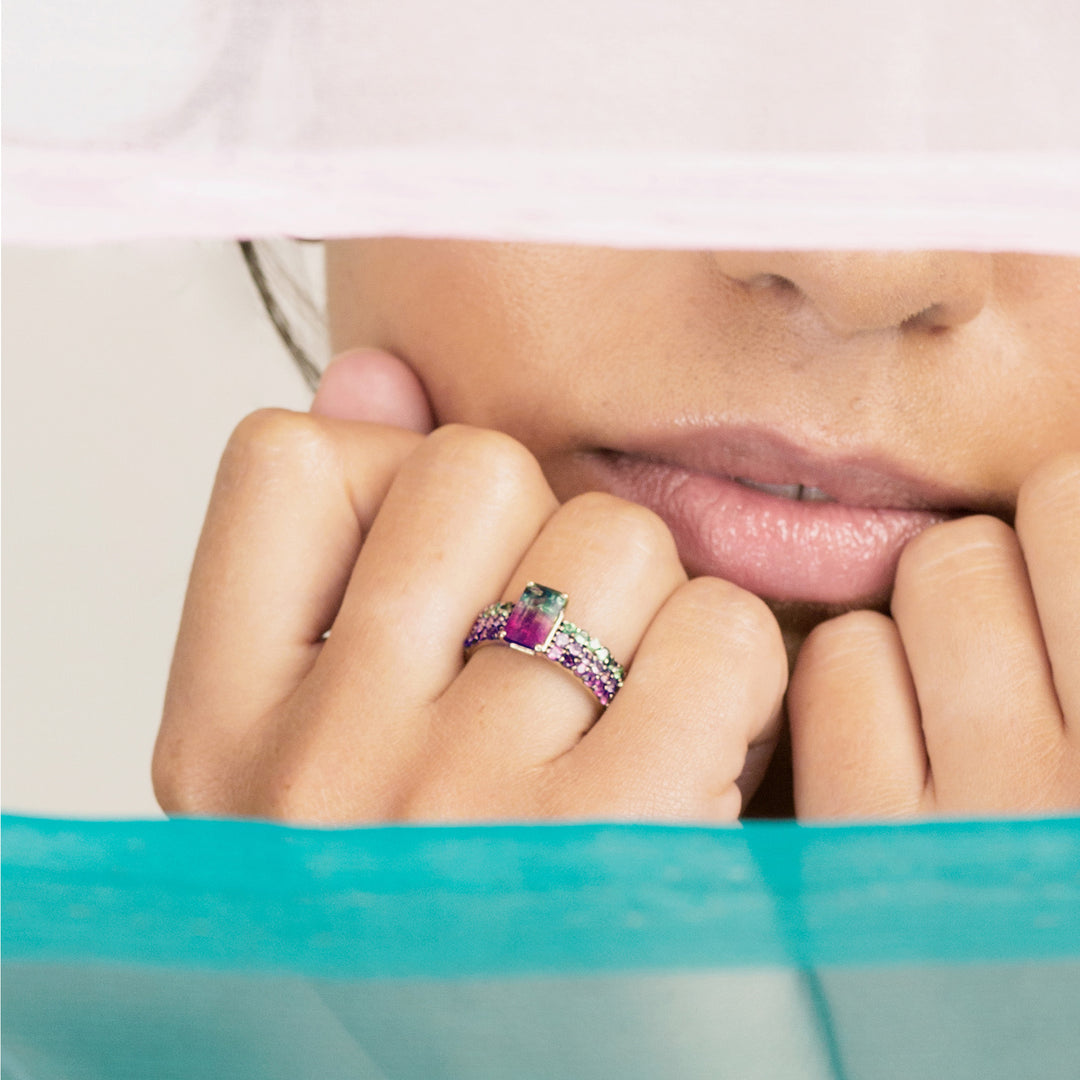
xmin=575 ymin=427 xmax=976 ymax=606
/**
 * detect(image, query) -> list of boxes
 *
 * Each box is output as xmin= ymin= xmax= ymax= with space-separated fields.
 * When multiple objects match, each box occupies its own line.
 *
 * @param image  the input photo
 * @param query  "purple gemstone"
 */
xmin=504 ymin=583 xmax=567 ymax=651
xmin=547 ymin=645 xmax=565 ymax=661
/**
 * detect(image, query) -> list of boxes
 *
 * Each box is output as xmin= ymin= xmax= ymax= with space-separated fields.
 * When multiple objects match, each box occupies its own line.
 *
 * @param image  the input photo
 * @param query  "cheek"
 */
xmin=341 ymin=242 xmax=605 ymax=441
xmin=398 ymin=312 xmax=558 ymax=434
xmin=417 ymin=341 xmax=577 ymax=451
xmin=983 ymin=283 xmax=1080 ymax=479
xmin=327 ymin=240 xmax=530 ymax=424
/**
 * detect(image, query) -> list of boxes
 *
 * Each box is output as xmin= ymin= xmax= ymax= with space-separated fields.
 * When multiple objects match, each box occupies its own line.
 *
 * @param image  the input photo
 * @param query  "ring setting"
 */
xmin=464 ymin=583 xmax=626 ymax=707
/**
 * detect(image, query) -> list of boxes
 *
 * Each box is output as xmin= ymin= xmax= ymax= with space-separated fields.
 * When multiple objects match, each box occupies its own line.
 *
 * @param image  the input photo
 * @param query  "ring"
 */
xmin=464 ymin=583 xmax=626 ymax=707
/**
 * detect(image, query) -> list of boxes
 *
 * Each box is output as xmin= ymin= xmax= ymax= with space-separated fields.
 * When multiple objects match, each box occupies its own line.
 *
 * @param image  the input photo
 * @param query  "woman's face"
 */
xmin=325 ymin=242 xmax=1080 ymax=650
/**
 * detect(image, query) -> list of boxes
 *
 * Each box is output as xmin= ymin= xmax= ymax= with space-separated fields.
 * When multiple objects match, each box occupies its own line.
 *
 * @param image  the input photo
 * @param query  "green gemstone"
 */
xmin=505 ymin=582 xmax=567 ymax=650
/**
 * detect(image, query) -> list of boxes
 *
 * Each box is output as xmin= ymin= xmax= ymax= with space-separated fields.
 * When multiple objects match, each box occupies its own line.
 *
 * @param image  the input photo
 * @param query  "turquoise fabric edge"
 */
xmin=3 ymin=814 xmax=1079 ymax=979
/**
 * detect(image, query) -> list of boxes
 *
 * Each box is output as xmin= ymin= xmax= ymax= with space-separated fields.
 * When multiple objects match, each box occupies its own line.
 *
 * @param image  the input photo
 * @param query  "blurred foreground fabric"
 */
xmin=3 ymin=814 xmax=1079 ymax=1079
xmin=5 ymin=0 xmax=1080 ymax=251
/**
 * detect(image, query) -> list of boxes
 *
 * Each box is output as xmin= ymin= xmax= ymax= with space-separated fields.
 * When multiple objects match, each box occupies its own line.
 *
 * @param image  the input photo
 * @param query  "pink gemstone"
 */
xmin=504 ymin=583 xmax=567 ymax=651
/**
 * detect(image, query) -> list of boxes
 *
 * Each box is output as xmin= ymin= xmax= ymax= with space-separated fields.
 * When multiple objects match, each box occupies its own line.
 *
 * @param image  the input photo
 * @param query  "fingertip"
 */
xmin=1016 ymin=450 xmax=1080 ymax=533
xmin=311 ymin=348 xmax=436 ymax=433
xmin=788 ymin=611 xmax=925 ymax=819
xmin=789 ymin=610 xmax=898 ymax=732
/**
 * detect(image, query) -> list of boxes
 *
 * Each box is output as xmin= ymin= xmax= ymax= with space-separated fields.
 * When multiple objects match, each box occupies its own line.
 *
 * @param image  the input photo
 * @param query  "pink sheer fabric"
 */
xmin=5 ymin=0 xmax=1080 ymax=250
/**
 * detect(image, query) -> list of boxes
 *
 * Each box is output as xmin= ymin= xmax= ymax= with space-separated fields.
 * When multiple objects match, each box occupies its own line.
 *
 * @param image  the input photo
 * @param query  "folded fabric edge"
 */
xmin=5 ymin=148 xmax=1080 ymax=253
xmin=3 ymin=814 xmax=1078 ymax=978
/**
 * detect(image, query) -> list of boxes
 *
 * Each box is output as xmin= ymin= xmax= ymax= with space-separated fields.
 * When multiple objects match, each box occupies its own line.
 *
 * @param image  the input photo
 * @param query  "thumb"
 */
xmin=310 ymin=348 xmax=435 ymax=433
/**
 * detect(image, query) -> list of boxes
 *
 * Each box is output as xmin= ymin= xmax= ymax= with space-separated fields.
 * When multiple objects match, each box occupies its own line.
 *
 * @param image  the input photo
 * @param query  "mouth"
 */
xmin=575 ymin=426 xmax=986 ymax=606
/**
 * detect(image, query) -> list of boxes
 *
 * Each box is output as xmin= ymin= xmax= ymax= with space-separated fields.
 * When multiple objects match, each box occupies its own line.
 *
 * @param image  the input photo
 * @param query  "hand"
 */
xmin=788 ymin=453 xmax=1080 ymax=818
xmin=153 ymin=351 xmax=787 ymax=823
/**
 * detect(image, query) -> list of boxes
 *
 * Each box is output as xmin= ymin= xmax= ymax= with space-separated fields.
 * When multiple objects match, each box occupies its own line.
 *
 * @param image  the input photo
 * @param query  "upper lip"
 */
xmin=598 ymin=423 xmax=1000 ymax=514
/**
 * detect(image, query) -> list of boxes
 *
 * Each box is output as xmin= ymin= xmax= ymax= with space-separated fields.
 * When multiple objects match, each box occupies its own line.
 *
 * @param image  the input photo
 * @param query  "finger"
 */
xmin=441 ymin=492 xmax=687 ymax=765
xmin=1015 ymin=452 xmax=1080 ymax=727
xmin=312 ymin=348 xmax=435 ymax=433
xmin=311 ymin=424 xmax=558 ymax=714
xmin=891 ymin=515 xmax=1066 ymax=812
xmin=560 ymin=576 xmax=787 ymax=821
xmin=789 ymin=611 xmax=927 ymax=819
xmin=158 ymin=411 xmax=421 ymax=770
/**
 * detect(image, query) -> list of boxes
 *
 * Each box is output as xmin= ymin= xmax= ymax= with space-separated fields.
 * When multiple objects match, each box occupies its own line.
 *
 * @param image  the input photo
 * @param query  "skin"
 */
xmin=153 ymin=243 xmax=1080 ymax=822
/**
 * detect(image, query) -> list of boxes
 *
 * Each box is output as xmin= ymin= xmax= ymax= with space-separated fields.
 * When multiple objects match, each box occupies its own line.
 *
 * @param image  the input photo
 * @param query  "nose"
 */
xmin=711 ymin=251 xmax=993 ymax=335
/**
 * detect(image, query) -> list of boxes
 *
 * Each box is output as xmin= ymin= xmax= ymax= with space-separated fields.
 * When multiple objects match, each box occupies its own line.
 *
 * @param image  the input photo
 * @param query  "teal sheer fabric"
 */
xmin=4 ymin=814 xmax=1079 ymax=1079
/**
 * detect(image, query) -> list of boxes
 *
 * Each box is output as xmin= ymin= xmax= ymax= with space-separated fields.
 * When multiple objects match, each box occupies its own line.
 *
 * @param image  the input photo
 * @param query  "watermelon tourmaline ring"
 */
xmin=464 ymin=582 xmax=627 ymax=707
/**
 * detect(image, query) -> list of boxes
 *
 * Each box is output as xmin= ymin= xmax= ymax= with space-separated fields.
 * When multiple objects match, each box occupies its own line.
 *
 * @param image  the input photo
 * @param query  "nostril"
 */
xmin=748 ymin=273 xmax=798 ymax=293
xmin=901 ymin=303 xmax=936 ymax=325
xmin=901 ymin=303 xmax=954 ymax=334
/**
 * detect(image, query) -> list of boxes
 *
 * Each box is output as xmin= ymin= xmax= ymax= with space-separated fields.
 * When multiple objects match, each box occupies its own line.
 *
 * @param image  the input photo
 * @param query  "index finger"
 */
xmin=160 ymin=410 xmax=422 ymax=753
xmin=1015 ymin=452 xmax=1080 ymax=726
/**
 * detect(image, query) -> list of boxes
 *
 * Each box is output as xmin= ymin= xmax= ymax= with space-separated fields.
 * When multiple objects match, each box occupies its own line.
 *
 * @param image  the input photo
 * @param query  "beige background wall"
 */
xmin=2 ymin=241 xmax=322 ymax=816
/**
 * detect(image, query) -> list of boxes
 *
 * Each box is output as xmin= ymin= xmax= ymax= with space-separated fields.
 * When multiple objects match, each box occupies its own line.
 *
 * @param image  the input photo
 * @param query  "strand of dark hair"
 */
xmin=238 ymin=239 xmax=322 ymax=392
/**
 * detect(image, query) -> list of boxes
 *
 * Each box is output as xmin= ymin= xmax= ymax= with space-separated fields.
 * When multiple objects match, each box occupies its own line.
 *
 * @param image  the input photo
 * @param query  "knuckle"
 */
xmin=150 ymin=751 xmax=183 ymax=814
xmin=559 ymin=491 xmax=678 ymax=561
xmin=152 ymin=715 xmax=260 ymax=818
xmin=419 ymin=424 xmax=549 ymax=501
xmin=796 ymin=610 xmax=897 ymax=679
xmin=221 ymin=408 xmax=338 ymax=488
xmin=260 ymin=783 xmax=321 ymax=823
xmin=711 ymin=577 xmax=778 ymax=641
xmin=672 ymin=576 xmax=785 ymax=661
xmin=802 ymin=609 xmax=894 ymax=659
xmin=150 ymin=737 xmax=220 ymax=817
xmin=665 ymin=574 xmax=744 ymax=620
xmin=396 ymin=785 xmax=477 ymax=823
xmin=1017 ymin=452 xmax=1080 ymax=527
xmin=250 ymin=761 xmax=335 ymax=824
xmin=896 ymin=514 xmax=1016 ymax=591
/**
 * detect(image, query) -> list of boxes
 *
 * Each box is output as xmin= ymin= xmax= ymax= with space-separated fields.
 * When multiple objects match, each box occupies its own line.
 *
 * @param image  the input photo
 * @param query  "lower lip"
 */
xmin=587 ymin=455 xmax=952 ymax=605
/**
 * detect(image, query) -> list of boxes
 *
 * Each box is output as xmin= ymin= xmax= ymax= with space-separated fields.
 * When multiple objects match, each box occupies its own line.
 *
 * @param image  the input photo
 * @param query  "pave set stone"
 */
xmin=542 ymin=621 xmax=625 ymax=706
xmin=464 ymin=587 xmax=626 ymax=707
